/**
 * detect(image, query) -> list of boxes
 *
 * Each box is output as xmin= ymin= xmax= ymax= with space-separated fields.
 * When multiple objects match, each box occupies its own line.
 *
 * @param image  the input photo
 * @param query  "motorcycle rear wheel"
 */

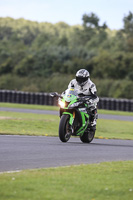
xmin=80 ymin=127 xmax=96 ymax=143
xmin=59 ymin=115 xmax=71 ymax=142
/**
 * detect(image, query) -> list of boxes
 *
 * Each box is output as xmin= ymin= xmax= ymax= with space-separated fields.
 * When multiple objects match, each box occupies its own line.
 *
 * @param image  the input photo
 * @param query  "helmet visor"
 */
xmin=76 ymin=76 xmax=88 ymax=85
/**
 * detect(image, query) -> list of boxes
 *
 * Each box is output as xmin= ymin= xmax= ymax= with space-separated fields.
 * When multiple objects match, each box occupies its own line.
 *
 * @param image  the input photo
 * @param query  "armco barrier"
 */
xmin=0 ymin=90 xmax=55 ymax=106
xmin=0 ymin=90 xmax=133 ymax=112
xmin=98 ymin=97 xmax=133 ymax=112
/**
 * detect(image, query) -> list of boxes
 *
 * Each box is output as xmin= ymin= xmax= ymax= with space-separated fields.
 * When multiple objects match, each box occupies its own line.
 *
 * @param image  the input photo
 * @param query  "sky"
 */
xmin=0 ymin=0 xmax=133 ymax=30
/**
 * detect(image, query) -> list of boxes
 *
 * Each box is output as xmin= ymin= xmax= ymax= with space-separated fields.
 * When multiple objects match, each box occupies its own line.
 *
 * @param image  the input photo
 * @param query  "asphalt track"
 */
xmin=0 ymin=135 xmax=133 ymax=172
xmin=0 ymin=107 xmax=133 ymax=121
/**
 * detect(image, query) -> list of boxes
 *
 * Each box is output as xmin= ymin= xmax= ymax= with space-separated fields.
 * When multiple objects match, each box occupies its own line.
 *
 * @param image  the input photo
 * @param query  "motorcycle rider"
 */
xmin=68 ymin=69 xmax=99 ymax=130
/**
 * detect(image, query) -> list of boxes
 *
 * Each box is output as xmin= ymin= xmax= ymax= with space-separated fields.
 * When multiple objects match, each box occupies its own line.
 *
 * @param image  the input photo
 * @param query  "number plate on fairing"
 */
xmin=78 ymin=108 xmax=87 ymax=113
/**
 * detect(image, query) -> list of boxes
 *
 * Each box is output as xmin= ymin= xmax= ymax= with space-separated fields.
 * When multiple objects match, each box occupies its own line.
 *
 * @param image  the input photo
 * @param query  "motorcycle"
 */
xmin=51 ymin=88 xmax=97 ymax=143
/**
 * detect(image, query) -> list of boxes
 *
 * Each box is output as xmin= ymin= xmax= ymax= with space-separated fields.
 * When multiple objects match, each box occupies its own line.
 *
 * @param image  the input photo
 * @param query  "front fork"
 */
xmin=62 ymin=112 xmax=75 ymax=134
xmin=62 ymin=111 xmax=89 ymax=136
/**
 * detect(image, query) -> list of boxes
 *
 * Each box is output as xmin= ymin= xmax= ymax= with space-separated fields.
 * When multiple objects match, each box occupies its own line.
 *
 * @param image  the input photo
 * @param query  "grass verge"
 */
xmin=0 ymin=111 xmax=133 ymax=139
xmin=0 ymin=161 xmax=133 ymax=200
xmin=0 ymin=111 xmax=59 ymax=136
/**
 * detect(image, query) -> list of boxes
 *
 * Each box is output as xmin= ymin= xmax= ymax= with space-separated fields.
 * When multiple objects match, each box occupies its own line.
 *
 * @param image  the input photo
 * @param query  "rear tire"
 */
xmin=59 ymin=115 xmax=71 ymax=142
xmin=80 ymin=126 xmax=96 ymax=143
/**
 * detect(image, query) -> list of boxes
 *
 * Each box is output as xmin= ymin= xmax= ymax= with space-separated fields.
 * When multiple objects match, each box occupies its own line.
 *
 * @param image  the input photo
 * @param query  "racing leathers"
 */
xmin=68 ymin=78 xmax=99 ymax=128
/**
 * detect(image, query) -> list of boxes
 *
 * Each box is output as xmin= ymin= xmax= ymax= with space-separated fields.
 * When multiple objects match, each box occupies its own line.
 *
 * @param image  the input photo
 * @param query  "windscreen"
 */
xmin=63 ymin=88 xmax=78 ymax=102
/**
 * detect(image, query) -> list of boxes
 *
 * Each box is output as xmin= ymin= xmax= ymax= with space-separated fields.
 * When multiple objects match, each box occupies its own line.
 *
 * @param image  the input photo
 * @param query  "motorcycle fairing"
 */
xmin=62 ymin=109 xmax=89 ymax=136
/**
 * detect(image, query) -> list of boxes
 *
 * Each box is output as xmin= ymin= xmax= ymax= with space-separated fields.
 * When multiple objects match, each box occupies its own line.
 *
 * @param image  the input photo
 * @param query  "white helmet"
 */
xmin=76 ymin=69 xmax=90 ymax=86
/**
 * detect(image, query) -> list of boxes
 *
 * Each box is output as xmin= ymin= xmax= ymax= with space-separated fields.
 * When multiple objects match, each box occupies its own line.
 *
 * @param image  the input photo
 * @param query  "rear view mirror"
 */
xmin=50 ymin=92 xmax=59 ymax=97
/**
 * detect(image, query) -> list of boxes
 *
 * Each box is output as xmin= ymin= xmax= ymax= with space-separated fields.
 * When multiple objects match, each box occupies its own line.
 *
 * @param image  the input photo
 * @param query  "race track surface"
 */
xmin=0 ymin=107 xmax=133 ymax=121
xmin=0 ymin=135 xmax=133 ymax=172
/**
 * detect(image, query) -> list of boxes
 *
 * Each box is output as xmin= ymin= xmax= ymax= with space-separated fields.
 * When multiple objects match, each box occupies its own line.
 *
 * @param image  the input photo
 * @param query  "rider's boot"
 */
xmin=89 ymin=109 xmax=98 ymax=131
xmin=91 ymin=118 xmax=96 ymax=126
xmin=90 ymin=117 xmax=96 ymax=131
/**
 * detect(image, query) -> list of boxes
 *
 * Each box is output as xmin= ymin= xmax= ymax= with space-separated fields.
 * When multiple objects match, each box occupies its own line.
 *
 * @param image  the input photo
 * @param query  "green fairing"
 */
xmin=76 ymin=121 xmax=89 ymax=136
xmin=62 ymin=95 xmax=78 ymax=109
xmin=62 ymin=111 xmax=89 ymax=136
xmin=76 ymin=112 xmax=89 ymax=136
xmin=80 ymin=112 xmax=87 ymax=126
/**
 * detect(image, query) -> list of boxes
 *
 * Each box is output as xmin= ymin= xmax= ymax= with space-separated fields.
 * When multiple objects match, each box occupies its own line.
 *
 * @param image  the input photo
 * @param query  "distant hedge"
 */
xmin=0 ymin=12 xmax=133 ymax=98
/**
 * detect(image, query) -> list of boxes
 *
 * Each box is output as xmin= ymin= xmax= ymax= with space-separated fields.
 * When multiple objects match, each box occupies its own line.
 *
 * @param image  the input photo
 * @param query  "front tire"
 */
xmin=59 ymin=115 xmax=71 ymax=142
xmin=80 ymin=126 xmax=96 ymax=143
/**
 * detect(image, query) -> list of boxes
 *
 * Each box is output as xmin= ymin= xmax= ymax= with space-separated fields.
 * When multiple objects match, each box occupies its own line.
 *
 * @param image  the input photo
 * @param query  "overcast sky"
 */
xmin=0 ymin=0 xmax=133 ymax=29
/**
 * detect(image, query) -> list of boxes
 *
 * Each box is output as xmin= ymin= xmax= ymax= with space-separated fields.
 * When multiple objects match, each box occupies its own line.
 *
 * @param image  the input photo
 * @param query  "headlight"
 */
xmin=58 ymin=100 xmax=65 ymax=108
xmin=69 ymin=102 xmax=81 ymax=108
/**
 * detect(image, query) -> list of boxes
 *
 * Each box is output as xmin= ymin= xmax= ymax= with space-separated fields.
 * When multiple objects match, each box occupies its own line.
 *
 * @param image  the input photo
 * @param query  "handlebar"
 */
xmin=50 ymin=92 xmax=96 ymax=103
xmin=77 ymin=96 xmax=90 ymax=102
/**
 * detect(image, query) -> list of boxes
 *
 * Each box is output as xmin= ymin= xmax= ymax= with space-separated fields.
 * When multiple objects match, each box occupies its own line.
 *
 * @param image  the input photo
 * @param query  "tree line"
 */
xmin=0 ymin=12 xmax=133 ymax=98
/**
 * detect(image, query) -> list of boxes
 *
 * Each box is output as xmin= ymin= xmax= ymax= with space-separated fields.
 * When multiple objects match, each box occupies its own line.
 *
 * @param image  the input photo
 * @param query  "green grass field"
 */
xmin=0 ymin=111 xmax=133 ymax=139
xmin=0 ymin=161 xmax=133 ymax=200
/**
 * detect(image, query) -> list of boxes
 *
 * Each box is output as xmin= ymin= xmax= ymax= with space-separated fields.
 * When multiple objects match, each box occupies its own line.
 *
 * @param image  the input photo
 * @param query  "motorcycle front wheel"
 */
xmin=59 ymin=115 xmax=71 ymax=142
xmin=80 ymin=127 xmax=96 ymax=143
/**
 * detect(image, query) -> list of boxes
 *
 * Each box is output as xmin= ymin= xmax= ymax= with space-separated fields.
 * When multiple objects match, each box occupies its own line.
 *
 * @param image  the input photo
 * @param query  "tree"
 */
xmin=82 ymin=13 xmax=99 ymax=28
xmin=123 ymin=11 xmax=133 ymax=35
xmin=82 ymin=13 xmax=107 ymax=44
xmin=123 ymin=11 xmax=133 ymax=51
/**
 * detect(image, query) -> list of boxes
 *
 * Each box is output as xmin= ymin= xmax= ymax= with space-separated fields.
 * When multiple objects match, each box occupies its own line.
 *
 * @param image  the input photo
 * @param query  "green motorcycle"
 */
xmin=51 ymin=88 xmax=97 ymax=143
